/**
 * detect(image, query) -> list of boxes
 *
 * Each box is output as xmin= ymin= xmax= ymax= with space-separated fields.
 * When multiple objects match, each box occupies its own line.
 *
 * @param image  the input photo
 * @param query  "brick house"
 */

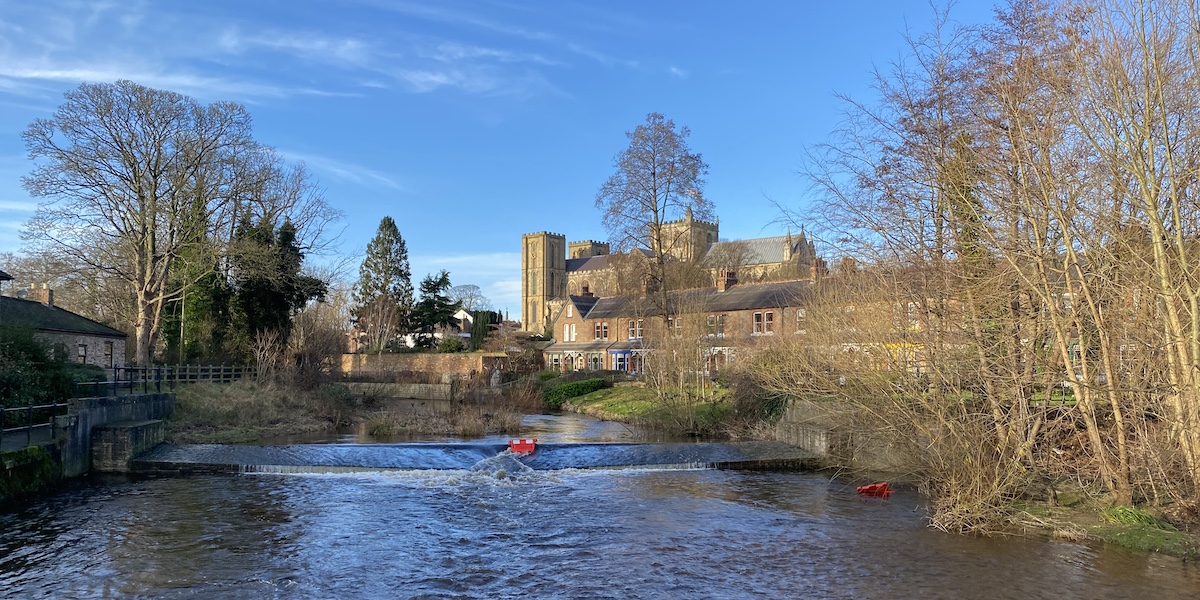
xmin=0 ymin=286 xmax=127 ymax=368
xmin=543 ymin=272 xmax=809 ymax=374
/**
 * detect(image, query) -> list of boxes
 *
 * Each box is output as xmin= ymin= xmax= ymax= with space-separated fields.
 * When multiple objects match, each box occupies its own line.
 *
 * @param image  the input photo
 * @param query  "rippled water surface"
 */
xmin=2 ymin=415 xmax=1198 ymax=599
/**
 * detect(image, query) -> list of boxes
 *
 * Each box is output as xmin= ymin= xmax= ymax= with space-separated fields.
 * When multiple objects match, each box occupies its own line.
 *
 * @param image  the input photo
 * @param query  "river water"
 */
xmin=2 ymin=414 xmax=1198 ymax=599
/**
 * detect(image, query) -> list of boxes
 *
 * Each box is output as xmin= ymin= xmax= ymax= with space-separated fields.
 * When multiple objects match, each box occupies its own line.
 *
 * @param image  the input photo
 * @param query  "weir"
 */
xmin=131 ymin=441 xmax=820 ymax=474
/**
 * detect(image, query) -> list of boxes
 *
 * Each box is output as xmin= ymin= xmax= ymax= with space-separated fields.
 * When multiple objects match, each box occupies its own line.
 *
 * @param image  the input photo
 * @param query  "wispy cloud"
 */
xmin=668 ymin=66 xmax=688 ymax=79
xmin=217 ymin=29 xmax=373 ymax=68
xmin=566 ymin=43 xmax=639 ymax=69
xmin=0 ymin=200 xmax=37 ymax=212
xmin=281 ymin=150 xmax=406 ymax=191
xmin=358 ymin=0 xmax=558 ymax=43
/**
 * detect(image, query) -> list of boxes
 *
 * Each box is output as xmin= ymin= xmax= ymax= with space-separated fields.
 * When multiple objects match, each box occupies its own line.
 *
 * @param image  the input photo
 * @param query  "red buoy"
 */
xmin=509 ymin=438 xmax=537 ymax=454
xmin=856 ymin=482 xmax=894 ymax=498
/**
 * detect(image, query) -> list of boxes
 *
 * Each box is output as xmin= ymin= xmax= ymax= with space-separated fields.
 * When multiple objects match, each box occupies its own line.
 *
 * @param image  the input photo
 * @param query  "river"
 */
xmin=1 ymin=413 xmax=1198 ymax=599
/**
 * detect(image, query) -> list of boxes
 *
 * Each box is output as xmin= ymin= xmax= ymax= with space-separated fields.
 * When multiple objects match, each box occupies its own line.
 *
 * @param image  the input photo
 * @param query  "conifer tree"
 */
xmin=353 ymin=217 xmax=414 ymax=351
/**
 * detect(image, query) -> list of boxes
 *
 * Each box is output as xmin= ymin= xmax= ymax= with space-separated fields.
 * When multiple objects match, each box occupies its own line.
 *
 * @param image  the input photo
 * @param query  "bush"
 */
xmin=543 ymin=378 xmax=610 ymax=409
xmin=437 ymin=337 xmax=465 ymax=353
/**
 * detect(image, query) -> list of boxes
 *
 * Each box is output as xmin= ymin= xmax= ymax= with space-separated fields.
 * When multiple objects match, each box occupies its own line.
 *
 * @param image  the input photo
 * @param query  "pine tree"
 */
xmin=353 ymin=217 xmax=414 ymax=351
xmin=411 ymin=270 xmax=459 ymax=347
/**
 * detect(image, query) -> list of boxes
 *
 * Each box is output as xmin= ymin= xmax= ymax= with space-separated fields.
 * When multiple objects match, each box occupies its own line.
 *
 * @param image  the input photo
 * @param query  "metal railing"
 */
xmin=71 ymin=364 xmax=258 ymax=398
xmin=0 ymin=365 xmax=257 ymax=452
xmin=0 ymin=400 xmax=70 ymax=450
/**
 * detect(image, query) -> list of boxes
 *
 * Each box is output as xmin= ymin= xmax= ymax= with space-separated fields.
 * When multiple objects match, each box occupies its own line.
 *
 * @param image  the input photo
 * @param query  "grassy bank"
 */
xmin=168 ymin=381 xmax=357 ymax=444
xmin=1013 ymin=494 xmax=1199 ymax=558
xmin=560 ymin=382 xmax=733 ymax=436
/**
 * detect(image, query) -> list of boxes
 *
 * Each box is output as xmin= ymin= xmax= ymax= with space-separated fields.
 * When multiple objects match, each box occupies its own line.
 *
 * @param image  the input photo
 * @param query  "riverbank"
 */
xmin=168 ymin=380 xmax=533 ymax=443
xmin=558 ymin=383 xmax=1200 ymax=559
xmin=558 ymin=382 xmax=734 ymax=436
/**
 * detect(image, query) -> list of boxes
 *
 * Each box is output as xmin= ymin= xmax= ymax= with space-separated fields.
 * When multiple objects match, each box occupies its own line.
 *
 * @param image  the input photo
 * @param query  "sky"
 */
xmin=0 ymin=0 xmax=998 ymax=317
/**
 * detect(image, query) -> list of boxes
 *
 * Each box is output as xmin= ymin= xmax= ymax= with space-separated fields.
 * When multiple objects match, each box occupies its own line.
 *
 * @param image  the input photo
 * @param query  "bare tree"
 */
xmin=448 ymin=284 xmax=492 ymax=312
xmin=596 ymin=112 xmax=712 ymax=320
xmin=21 ymin=80 xmax=335 ymax=364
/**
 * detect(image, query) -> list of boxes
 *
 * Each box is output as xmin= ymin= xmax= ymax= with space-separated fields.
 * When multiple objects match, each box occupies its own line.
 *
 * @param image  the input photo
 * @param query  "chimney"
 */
xmin=580 ymin=283 xmax=594 ymax=298
xmin=717 ymin=269 xmax=737 ymax=292
xmin=31 ymin=283 xmax=54 ymax=306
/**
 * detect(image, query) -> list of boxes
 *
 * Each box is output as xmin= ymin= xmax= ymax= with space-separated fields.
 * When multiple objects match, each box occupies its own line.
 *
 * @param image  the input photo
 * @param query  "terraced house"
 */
xmin=542 ymin=271 xmax=810 ymax=374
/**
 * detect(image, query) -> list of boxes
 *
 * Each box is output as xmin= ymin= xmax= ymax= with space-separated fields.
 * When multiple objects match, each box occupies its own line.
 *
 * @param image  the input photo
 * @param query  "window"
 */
xmin=567 ymin=305 xmax=573 ymax=318
xmin=667 ymin=316 xmax=682 ymax=337
xmin=594 ymin=322 xmax=609 ymax=340
xmin=530 ymin=273 xmax=537 ymax=294
xmin=104 ymin=341 xmax=114 ymax=368
xmin=615 ymin=354 xmax=628 ymax=371
xmin=796 ymin=308 xmax=807 ymax=334
xmin=753 ymin=311 xmax=775 ymax=335
xmin=77 ymin=344 xmax=87 ymax=364
xmin=628 ymin=319 xmax=643 ymax=339
xmin=706 ymin=314 xmax=725 ymax=336
xmin=564 ymin=323 xmax=576 ymax=342
xmin=570 ymin=324 xmax=576 ymax=342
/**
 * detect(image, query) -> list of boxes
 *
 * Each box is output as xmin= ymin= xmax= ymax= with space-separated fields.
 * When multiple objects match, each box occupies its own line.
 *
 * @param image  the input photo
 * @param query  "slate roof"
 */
xmin=565 ymin=249 xmax=653 ymax=273
xmin=541 ymin=340 xmax=615 ymax=353
xmin=0 ymin=269 xmax=11 ymax=281
xmin=565 ymin=255 xmax=612 ymax=273
xmin=577 ymin=279 xmax=810 ymax=320
xmin=707 ymin=234 xmax=812 ymax=266
xmin=569 ymin=294 xmax=600 ymax=316
xmin=0 ymin=296 xmax=127 ymax=338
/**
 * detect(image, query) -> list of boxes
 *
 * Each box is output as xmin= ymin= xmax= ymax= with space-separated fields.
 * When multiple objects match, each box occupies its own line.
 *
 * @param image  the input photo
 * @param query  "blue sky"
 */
xmin=0 ymin=0 xmax=996 ymax=316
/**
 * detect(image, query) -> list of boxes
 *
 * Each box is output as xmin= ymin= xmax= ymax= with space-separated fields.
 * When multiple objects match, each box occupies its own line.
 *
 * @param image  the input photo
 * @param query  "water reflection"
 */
xmin=3 ymin=414 xmax=1200 ymax=599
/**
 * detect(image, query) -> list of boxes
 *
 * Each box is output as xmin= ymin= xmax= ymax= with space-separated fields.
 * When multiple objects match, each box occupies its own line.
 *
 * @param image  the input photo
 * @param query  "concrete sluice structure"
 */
xmin=132 ymin=441 xmax=820 ymax=475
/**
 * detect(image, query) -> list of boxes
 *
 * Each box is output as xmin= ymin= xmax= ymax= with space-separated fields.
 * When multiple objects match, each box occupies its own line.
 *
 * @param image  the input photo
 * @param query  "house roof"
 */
xmin=0 ymin=296 xmax=127 ymax=338
xmin=0 ymin=269 xmax=11 ymax=282
xmin=569 ymin=294 xmax=600 ymax=315
xmin=577 ymin=279 xmax=810 ymax=320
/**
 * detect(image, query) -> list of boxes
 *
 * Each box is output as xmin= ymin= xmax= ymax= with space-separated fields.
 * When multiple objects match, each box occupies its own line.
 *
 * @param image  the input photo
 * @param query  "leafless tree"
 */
xmin=20 ymin=80 xmax=337 ymax=364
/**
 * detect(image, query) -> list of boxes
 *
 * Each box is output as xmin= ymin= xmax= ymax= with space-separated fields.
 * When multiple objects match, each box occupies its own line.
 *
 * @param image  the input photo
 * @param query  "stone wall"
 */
xmin=775 ymin=398 xmax=908 ymax=473
xmin=58 ymin=393 xmax=174 ymax=477
xmin=91 ymin=420 xmax=166 ymax=473
xmin=36 ymin=332 xmax=126 ymax=369
xmin=0 ymin=446 xmax=62 ymax=505
xmin=340 ymin=353 xmax=507 ymax=380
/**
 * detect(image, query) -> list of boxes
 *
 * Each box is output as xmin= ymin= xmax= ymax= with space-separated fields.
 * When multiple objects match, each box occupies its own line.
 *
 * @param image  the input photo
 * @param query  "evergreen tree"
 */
xmin=353 ymin=217 xmax=414 ymax=351
xmin=411 ymin=270 xmax=459 ymax=347
xmin=226 ymin=217 xmax=327 ymax=360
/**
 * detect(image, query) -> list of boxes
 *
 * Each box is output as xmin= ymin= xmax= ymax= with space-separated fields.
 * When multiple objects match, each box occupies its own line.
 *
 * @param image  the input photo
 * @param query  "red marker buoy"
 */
xmin=856 ymin=482 xmax=893 ymax=498
xmin=509 ymin=438 xmax=537 ymax=454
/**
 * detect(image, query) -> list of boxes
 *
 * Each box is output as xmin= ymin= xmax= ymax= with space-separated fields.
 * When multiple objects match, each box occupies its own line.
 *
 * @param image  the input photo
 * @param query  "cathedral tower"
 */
xmin=521 ymin=232 xmax=566 ymax=334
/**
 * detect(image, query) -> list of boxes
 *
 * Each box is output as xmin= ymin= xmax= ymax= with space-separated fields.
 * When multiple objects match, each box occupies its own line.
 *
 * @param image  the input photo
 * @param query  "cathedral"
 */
xmin=520 ymin=209 xmax=821 ymax=333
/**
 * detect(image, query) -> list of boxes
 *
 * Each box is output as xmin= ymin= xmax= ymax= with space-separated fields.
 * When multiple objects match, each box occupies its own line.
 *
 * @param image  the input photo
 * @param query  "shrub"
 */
xmin=437 ymin=337 xmax=465 ymax=353
xmin=543 ymin=378 xmax=609 ymax=409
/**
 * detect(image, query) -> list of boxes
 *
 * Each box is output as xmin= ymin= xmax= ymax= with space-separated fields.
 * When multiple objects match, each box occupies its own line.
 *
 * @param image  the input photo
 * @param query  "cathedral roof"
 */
xmin=707 ymin=234 xmax=813 ymax=266
xmin=566 ymin=248 xmax=654 ymax=273
xmin=565 ymin=255 xmax=611 ymax=272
